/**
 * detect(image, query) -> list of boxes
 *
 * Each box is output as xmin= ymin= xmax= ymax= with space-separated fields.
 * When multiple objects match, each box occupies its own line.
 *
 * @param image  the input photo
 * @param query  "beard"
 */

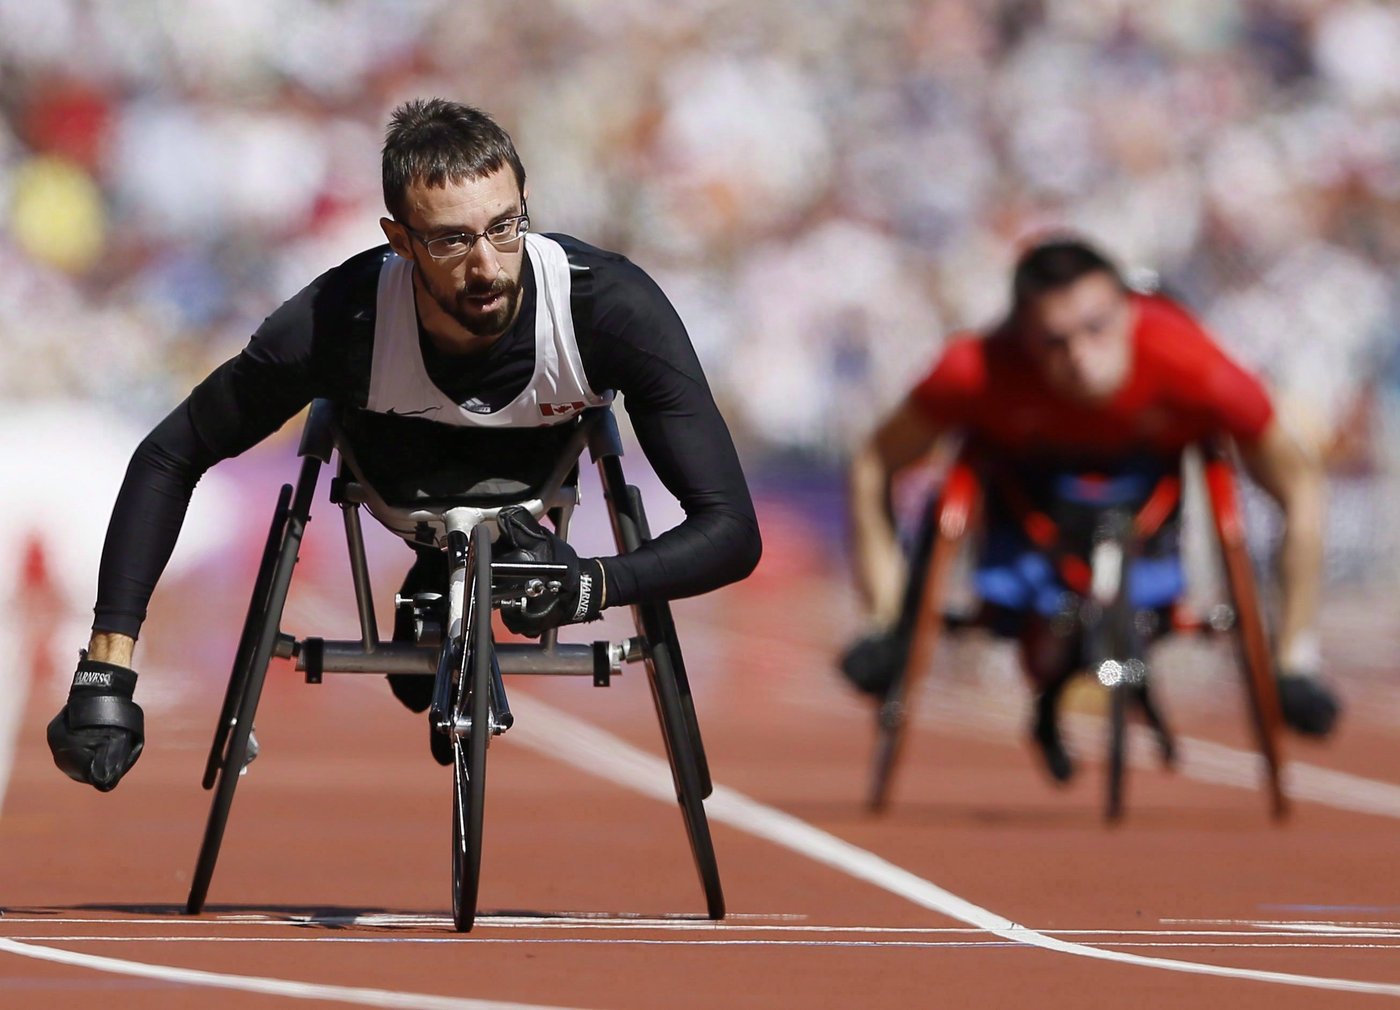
xmin=422 ymin=266 xmax=522 ymax=338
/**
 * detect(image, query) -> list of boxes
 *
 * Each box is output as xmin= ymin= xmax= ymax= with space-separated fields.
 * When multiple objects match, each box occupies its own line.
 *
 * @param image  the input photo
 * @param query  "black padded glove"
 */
xmin=1277 ymin=672 xmax=1341 ymax=738
xmin=47 ymin=654 xmax=145 ymax=792
xmin=495 ymin=506 xmax=605 ymax=638
xmin=839 ymin=629 xmax=908 ymax=698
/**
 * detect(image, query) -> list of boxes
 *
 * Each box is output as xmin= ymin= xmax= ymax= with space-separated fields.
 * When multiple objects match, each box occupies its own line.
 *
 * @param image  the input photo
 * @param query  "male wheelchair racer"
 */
xmin=186 ymin=399 xmax=722 ymax=932
xmin=847 ymin=441 xmax=1291 ymax=823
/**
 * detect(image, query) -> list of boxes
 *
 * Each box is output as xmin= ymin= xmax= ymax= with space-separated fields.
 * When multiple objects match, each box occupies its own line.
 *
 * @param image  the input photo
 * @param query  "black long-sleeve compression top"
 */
xmin=93 ymin=235 xmax=761 ymax=637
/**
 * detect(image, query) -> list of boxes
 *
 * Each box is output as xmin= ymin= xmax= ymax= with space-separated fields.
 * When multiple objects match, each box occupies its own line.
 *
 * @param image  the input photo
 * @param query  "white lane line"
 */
xmin=7 ymin=919 xmax=1400 ymax=940
xmin=6 ymin=936 xmax=1400 ymax=951
xmin=1167 ymin=920 xmax=1400 ymax=929
xmin=1165 ymin=920 xmax=1400 ymax=937
xmin=0 ymin=937 xmax=593 ymax=1010
xmin=510 ymin=693 xmax=1400 ymax=998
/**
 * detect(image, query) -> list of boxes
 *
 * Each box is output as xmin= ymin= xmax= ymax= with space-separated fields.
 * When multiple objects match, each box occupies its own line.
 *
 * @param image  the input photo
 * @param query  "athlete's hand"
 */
xmin=47 ymin=654 xmax=145 ymax=792
xmin=838 ymin=628 xmax=908 ymax=698
xmin=495 ymin=507 xmax=604 ymax=638
xmin=1276 ymin=670 xmax=1341 ymax=738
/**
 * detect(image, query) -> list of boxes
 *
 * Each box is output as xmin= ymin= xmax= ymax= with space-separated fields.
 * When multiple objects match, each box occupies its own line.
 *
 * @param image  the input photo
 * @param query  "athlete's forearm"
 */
xmin=599 ymin=505 xmax=761 ymax=606
xmin=848 ymin=400 xmax=943 ymax=628
xmin=849 ymin=441 xmax=905 ymax=627
xmin=599 ymin=401 xmax=761 ymax=606
xmin=1274 ymin=465 xmax=1325 ymax=670
xmin=1240 ymin=416 xmax=1326 ymax=669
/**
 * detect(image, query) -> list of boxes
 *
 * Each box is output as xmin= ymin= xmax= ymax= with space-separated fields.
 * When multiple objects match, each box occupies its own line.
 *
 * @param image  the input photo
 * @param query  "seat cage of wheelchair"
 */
xmin=185 ymin=398 xmax=724 ymax=927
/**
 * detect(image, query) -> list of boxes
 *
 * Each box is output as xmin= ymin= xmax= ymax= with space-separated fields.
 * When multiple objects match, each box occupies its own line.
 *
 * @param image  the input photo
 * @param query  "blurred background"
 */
xmin=1 ymin=0 xmax=1398 ymax=617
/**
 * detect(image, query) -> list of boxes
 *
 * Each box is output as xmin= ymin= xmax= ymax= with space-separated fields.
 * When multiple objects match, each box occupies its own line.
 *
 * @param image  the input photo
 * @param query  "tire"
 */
xmin=600 ymin=457 xmax=724 ymax=919
xmin=868 ymin=503 xmax=938 ymax=813
xmin=647 ymin=639 xmax=724 ymax=919
xmin=1086 ymin=513 xmax=1137 ymax=824
xmin=187 ymin=458 xmax=321 ymax=916
xmin=622 ymin=485 xmax=713 ymax=799
xmin=201 ymin=483 xmax=291 ymax=791
xmin=451 ymin=523 xmax=493 ymax=932
xmin=1105 ymin=679 xmax=1128 ymax=822
xmin=1203 ymin=454 xmax=1288 ymax=820
xmin=868 ymin=462 xmax=977 ymax=812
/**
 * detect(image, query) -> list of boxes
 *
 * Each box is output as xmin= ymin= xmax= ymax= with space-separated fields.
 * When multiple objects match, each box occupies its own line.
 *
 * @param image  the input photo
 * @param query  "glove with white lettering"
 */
xmin=47 ymin=654 xmax=145 ymax=792
xmin=495 ymin=506 xmax=605 ymax=638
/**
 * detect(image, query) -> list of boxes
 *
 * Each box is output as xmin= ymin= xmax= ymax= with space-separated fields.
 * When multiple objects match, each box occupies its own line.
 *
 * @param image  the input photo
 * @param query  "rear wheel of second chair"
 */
xmin=867 ymin=481 xmax=966 ymax=812
xmin=1204 ymin=453 xmax=1288 ymax=820
xmin=451 ymin=524 xmax=493 ymax=932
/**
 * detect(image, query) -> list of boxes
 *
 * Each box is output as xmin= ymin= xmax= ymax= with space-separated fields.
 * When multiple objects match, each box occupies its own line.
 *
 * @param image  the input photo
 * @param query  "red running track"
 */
xmin=3 ymin=500 xmax=1400 ymax=1009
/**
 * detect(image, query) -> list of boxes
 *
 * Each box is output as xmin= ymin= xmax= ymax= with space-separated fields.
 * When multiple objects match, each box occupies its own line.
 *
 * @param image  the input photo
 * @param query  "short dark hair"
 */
xmin=381 ymin=98 xmax=526 ymax=222
xmin=1011 ymin=237 xmax=1126 ymax=312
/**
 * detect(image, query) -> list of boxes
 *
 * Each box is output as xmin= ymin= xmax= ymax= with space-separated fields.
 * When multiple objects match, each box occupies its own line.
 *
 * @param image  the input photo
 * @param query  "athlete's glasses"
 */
xmin=402 ymin=206 xmax=529 ymax=262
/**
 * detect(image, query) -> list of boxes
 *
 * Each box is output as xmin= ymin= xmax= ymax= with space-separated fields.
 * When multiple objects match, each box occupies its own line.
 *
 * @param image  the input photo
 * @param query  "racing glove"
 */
xmin=1276 ymin=671 xmax=1341 ymax=738
xmin=494 ymin=506 xmax=605 ymax=638
xmin=838 ymin=628 xmax=908 ymax=698
xmin=47 ymin=653 xmax=145 ymax=792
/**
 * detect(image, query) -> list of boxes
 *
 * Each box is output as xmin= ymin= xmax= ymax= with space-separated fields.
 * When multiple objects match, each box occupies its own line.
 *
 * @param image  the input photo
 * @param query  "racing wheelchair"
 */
xmin=864 ymin=441 xmax=1288 ymax=822
xmin=184 ymin=399 xmax=723 ymax=931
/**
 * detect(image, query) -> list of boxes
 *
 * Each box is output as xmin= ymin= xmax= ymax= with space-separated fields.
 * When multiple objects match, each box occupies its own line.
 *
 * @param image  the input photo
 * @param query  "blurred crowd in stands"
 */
xmin=2 ymin=1 xmax=1397 ymax=546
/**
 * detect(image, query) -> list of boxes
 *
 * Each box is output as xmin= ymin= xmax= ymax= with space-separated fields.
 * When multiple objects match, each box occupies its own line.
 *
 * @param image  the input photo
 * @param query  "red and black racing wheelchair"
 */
xmin=866 ymin=440 xmax=1288 ymax=822
xmin=184 ymin=399 xmax=723 ymax=931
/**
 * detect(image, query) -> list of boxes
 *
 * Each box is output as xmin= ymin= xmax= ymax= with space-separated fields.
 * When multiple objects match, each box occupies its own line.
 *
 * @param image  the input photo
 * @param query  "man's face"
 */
xmin=382 ymin=165 xmax=527 ymax=339
xmin=1020 ymin=272 xmax=1135 ymax=403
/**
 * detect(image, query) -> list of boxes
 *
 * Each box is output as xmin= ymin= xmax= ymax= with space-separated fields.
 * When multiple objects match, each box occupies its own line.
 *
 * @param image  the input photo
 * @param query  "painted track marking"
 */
xmin=8 ymin=917 xmax=1400 ymax=939
xmin=509 ymin=692 xmax=1400 ymax=998
xmin=0 ymin=936 xmax=592 ymax=1010
xmin=5 ymin=935 xmax=1400 ymax=951
xmin=5 ymin=613 xmax=1400 ymax=1001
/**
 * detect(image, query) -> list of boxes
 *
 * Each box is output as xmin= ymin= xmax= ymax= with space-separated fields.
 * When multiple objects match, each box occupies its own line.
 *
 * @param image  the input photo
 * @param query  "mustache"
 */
xmin=463 ymin=276 xmax=515 ymax=298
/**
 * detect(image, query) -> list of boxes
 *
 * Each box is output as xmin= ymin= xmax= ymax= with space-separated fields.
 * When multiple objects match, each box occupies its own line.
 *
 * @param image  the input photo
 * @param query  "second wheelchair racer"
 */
xmin=844 ymin=237 xmax=1340 ymax=782
xmin=47 ymin=99 xmax=762 ymax=791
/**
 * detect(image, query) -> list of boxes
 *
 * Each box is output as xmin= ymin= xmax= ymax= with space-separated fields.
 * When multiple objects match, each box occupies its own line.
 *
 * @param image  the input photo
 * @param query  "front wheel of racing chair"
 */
xmin=1079 ymin=510 xmax=1150 ymax=823
xmin=442 ymin=523 xmax=494 ymax=932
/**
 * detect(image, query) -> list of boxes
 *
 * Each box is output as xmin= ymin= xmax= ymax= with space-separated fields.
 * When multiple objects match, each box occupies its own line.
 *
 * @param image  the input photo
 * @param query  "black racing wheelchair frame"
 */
xmin=185 ymin=400 xmax=722 ymax=931
xmin=867 ymin=442 xmax=1288 ymax=823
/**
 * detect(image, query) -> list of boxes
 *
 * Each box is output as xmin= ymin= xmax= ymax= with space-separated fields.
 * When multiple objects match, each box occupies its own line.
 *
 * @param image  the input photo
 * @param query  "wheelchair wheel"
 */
xmin=869 ymin=462 xmax=977 ymax=812
xmin=188 ymin=456 xmax=322 ymax=914
xmin=867 ymin=506 xmax=938 ymax=813
xmin=646 ymin=637 xmax=724 ymax=919
xmin=1204 ymin=455 xmax=1288 ymax=820
xmin=1088 ymin=515 xmax=1137 ymax=824
xmin=623 ymin=485 xmax=712 ymax=799
xmin=451 ymin=523 xmax=493 ymax=932
xmin=201 ymin=483 xmax=291 ymax=791
xmin=601 ymin=463 xmax=723 ymax=919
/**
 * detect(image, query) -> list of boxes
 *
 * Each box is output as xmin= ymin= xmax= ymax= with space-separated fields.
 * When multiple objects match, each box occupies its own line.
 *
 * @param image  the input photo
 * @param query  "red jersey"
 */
xmin=909 ymin=294 xmax=1273 ymax=464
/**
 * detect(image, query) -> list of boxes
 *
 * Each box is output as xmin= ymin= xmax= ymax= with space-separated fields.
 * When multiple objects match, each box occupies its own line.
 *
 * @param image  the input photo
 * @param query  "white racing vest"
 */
xmin=365 ymin=232 xmax=612 ymax=427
